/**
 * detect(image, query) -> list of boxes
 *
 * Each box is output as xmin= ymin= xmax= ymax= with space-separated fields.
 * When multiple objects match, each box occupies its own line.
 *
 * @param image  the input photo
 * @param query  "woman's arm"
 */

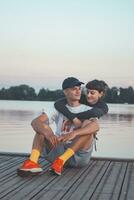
xmin=76 ymin=107 xmax=106 ymax=119
xmin=54 ymin=98 xmax=77 ymax=120
xmin=76 ymin=101 xmax=108 ymax=120
xmin=54 ymin=98 xmax=108 ymax=121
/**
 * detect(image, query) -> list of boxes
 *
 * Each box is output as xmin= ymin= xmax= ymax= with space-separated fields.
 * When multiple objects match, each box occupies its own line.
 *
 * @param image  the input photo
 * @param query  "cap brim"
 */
xmin=80 ymin=82 xmax=84 ymax=85
xmin=73 ymin=81 xmax=84 ymax=87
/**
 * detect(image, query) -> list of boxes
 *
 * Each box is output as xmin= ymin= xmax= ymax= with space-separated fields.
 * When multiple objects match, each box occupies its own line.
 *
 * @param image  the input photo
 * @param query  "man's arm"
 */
xmin=31 ymin=113 xmax=58 ymax=148
xmin=73 ymin=119 xmax=99 ymax=137
xmin=59 ymin=119 xmax=99 ymax=142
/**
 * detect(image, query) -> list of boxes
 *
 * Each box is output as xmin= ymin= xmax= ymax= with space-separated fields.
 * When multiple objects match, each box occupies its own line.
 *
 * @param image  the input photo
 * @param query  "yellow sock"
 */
xmin=59 ymin=148 xmax=74 ymax=164
xmin=29 ymin=149 xmax=40 ymax=163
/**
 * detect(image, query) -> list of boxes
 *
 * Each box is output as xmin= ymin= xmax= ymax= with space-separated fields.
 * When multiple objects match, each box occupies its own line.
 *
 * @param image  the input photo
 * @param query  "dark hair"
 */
xmin=86 ymin=79 xmax=108 ymax=96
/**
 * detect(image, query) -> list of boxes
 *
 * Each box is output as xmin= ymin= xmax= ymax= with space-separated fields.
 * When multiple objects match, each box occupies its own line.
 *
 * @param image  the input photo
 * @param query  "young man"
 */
xmin=17 ymin=77 xmax=99 ymax=176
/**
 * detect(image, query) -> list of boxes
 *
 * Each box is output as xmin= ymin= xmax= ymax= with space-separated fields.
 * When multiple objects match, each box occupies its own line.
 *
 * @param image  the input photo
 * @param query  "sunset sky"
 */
xmin=0 ymin=0 xmax=134 ymax=90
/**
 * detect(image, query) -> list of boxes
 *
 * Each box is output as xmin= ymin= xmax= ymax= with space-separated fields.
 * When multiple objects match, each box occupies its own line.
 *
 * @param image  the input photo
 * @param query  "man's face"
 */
xmin=64 ymin=86 xmax=81 ymax=101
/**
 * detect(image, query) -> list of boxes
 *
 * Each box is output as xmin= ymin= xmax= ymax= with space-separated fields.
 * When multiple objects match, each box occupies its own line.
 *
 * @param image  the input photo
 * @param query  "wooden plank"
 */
xmin=92 ymin=157 xmax=134 ymax=162
xmin=0 ymin=156 xmax=26 ymax=171
xmin=88 ymin=161 xmax=128 ymax=200
xmin=119 ymin=162 xmax=134 ymax=200
xmin=58 ymin=160 xmax=109 ymax=200
xmin=9 ymin=161 xmax=81 ymax=200
xmin=127 ymin=162 xmax=134 ymax=200
xmin=64 ymin=161 xmax=126 ymax=200
xmin=0 ymin=156 xmax=18 ymax=168
xmin=0 ymin=159 xmax=50 ymax=199
xmin=0 ymin=155 xmax=13 ymax=162
xmin=0 ymin=154 xmax=134 ymax=200
xmin=0 ymin=158 xmax=26 ymax=184
xmin=27 ymin=161 xmax=95 ymax=200
xmin=2 ymin=166 xmax=65 ymax=200
xmin=108 ymin=162 xmax=128 ymax=200
xmin=14 ymin=167 xmax=75 ymax=200
xmin=0 ymin=152 xmax=29 ymax=157
xmin=1 ymin=161 xmax=93 ymax=200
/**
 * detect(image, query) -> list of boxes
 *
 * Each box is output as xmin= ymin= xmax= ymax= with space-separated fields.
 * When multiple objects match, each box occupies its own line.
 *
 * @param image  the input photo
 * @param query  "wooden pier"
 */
xmin=0 ymin=152 xmax=134 ymax=200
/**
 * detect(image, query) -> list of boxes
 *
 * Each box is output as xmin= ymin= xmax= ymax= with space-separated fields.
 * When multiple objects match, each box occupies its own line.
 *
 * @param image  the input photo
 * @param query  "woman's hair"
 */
xmin=86 ymin=79 xmax=109 ymax=96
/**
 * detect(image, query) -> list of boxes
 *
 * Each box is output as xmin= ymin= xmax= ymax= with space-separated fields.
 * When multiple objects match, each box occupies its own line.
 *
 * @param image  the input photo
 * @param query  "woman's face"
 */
xmin=86 ymin=89 xmax=103 ymax=104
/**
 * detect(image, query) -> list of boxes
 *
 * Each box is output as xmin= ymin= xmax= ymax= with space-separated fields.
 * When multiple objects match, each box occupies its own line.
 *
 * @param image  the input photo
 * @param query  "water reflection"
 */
xmin=0 ymin=101 xmax=134 ymax=158
xmin=102 ymin=113 xmax=134 ymax=122
xmin=0 ymin=109 xmax=36 ymax=122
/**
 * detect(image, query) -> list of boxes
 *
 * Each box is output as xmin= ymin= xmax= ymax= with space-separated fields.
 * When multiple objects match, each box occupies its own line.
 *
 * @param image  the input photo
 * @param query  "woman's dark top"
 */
xmin=54 ymin=94 xmax=108 ymax=121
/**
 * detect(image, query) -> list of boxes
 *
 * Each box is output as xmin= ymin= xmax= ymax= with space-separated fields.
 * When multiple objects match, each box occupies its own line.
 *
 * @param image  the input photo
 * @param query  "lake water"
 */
xmin=0 ymin=100 xmax=134 ymax=159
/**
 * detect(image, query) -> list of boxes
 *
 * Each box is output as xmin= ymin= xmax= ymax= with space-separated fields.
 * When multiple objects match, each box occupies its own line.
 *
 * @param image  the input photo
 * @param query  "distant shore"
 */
xmin=0 ymin=84 xmax=134 ymax=104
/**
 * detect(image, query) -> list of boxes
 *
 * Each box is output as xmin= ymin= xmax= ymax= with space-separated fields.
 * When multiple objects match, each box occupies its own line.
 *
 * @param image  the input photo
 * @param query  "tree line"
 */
xmin=0 ymin=84 xmax=134 ymax=104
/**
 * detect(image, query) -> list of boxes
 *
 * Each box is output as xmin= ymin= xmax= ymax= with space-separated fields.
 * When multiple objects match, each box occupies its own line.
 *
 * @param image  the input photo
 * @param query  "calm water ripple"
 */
xmin=0 ymin=100 xmax=134 ymax=158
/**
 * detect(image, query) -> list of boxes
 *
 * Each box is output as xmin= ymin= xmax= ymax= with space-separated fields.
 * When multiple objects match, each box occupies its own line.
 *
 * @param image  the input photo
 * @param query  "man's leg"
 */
xmin=17 ymin=132 xmax=66 ymax=176
xmin=29 ymin=133 xmax=44 ymax=163
xmin=17 ymin=133 xmax=45 ymax=176
xmin=51 ymin=120 xmax=95 ymax=175
xmin=68 ymin=120 xmax=94 ymax=152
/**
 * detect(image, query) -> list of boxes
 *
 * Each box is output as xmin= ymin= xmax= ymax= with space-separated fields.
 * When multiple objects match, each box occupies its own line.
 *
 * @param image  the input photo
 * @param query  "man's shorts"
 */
xmin=42 ymin=140 xmax=94 ymax=168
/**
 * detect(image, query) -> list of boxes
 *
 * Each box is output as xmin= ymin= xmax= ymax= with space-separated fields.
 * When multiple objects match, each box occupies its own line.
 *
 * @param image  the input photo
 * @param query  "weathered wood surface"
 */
xmin=0 ymin=153 xmax=134 ymax=200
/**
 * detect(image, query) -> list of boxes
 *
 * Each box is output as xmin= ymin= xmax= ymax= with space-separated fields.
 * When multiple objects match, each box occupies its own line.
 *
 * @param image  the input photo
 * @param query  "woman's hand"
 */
xmin=58 ymin=132 xmax=76 ymax=143
xmin=61 ymin=120 xmax=72 ymax=132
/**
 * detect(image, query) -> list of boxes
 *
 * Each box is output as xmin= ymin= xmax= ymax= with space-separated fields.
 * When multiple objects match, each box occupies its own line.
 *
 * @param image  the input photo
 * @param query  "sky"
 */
xmin=0 ymin=0 xmax=134 ymax=90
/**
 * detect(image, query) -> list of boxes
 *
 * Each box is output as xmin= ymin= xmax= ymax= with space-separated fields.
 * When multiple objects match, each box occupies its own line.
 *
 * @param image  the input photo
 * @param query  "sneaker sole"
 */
xmin=17 ymin=169 xmax=42 ymax=177
xmin=49 ymin=168 xmax=61 ymax=176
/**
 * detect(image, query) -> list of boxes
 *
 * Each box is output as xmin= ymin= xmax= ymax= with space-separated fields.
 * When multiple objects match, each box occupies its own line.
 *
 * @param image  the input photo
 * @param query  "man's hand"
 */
xmin=58 ymin=132 xmax=76 ymax=143
xmin=45 ymin=132 xmax=59 ymax=149
xmin=31 ymin=114 xmax=59 ymax=149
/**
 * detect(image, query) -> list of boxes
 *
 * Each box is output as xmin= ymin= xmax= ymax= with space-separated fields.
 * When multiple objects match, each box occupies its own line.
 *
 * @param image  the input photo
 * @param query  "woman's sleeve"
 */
xmin=54 ymin=98 xmax=76 ymax=120
xmin=76 ymin=102 xmax=109 ymax=120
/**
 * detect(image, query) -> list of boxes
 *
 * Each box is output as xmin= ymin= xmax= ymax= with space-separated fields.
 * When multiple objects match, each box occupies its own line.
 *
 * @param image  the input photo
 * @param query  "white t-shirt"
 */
xmin=48 ymin=103 xmax=91 ymax=136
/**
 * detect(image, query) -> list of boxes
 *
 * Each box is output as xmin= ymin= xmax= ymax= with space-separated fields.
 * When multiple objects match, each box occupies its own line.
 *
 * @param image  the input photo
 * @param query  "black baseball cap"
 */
xmin=62 ymin=77 xmax=84 ymax=90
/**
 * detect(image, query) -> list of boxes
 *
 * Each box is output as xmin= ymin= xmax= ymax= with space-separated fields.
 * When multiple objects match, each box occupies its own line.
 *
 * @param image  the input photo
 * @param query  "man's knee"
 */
xmin=81 ymin=120 xmax=90 ymax=128
xmin=79 ymin=133 xmax=93 ymax=141
xmin=81 ymin=119 xmax=98 ymax=127
xmin=71 ymin=151 xmax=92 ymax=168
xmin=81 ymin=119 xmax=99 ymax=133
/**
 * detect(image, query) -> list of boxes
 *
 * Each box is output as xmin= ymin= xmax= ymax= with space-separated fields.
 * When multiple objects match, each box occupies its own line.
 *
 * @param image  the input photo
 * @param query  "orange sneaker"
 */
xmin=51 ymin=158 xmax=64 ymax=175
xmin=17 ymin=159 xmax=43 ymax=177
